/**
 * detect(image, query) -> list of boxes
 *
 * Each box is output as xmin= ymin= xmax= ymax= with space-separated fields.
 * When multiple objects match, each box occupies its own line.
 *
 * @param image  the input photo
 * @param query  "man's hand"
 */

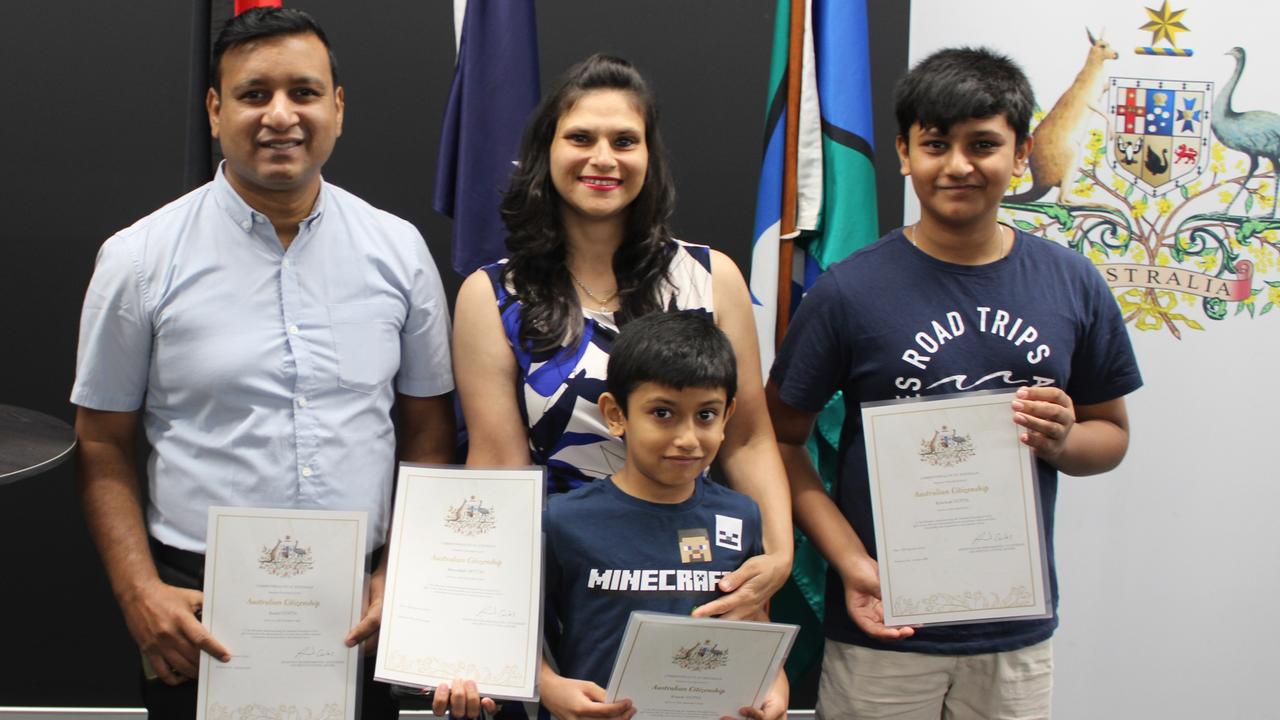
xmin=1012 ymin=386 xmax=1075 ymax=463
xmin=345 ymin=561 xmax=386 ymax=654
xmin=430 ymin=679 xmax=498 ymax=719
xmin=76 ymin=407 xmax=232 ymax=682
xmin=122 ymin=578 xmax=230 ymax=685
xmin=539 ymin=668 xmax=635 ymax=720
xmin=691 ymin=553 xmax=790 ymax=620
xmin=842 ymin=557 xmax=915 ymax=642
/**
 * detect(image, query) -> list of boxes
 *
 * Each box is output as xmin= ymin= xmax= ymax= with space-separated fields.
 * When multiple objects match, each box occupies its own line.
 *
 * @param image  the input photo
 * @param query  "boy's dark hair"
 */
xmin=894 ymin=46 xmax=1035 ymax=142
xmin=211 ymin=7 xmax=339 ymax=93
xmin=606 ymin=311 xmax=737 ymax=413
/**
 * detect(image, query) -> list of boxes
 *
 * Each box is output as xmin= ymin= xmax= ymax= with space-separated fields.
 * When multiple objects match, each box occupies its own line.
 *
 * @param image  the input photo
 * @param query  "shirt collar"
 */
xmin=212 ymin=161 xmax=327 ymax=233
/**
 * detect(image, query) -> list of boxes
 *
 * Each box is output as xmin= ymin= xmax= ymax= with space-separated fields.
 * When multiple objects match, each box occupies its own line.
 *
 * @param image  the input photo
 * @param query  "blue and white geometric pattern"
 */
xmin=484 ymin=240 xmax=715 ymax=495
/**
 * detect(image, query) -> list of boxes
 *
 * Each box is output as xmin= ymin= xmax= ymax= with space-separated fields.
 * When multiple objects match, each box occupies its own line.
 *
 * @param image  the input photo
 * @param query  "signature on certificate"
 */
xmin=970 ymin=530 xmax=1016 ymax=546
xmin=294 ymin=645 xmax=337 ymax=660
xmin=475 ymin=604 xmax=517 ymax=619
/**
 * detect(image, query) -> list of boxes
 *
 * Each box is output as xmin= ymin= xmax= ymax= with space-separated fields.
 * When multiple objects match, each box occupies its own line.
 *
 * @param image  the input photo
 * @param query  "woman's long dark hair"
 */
xmin=500 ymin=54 xmax=677 ymax=353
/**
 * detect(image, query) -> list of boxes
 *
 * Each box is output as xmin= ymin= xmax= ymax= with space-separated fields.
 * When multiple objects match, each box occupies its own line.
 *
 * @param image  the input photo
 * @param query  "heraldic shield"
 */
xmin=1108 ymin=77 xmax=1213 ymax=196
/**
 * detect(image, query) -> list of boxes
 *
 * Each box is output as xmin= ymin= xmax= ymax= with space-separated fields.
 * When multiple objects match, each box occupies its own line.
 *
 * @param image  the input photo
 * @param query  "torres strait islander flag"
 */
xmin=749 ymin=0 xmax=879 ymax=679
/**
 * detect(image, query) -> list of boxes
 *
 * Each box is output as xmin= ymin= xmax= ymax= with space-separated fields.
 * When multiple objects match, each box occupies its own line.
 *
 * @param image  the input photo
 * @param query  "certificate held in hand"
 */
xmin=862 ymin=389 xmax=1052 ymax=627
xmin=604 ymin=612 xmax=796 ymax=720
xmin=375 ymin=464 xmax=545 ymax=701
xmin=197 ymin=507 xmax=368 ymax=720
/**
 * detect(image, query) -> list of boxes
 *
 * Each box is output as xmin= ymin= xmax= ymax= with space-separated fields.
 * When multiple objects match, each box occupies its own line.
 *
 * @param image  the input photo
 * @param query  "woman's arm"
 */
xmin=431 ymin=272 xmax=533 ymax=717
xmin=453 ymin=270 xmax=533 ymax=467
xmin=693 ymin=250 xmax=794 ymax=620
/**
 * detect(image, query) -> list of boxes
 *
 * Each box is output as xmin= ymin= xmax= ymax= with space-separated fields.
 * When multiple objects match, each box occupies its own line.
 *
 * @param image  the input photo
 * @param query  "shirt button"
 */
xmin=241 ymin=220 xmax=252 ymax=231
xmin=301 ymin=467 xmax=313 ymax=477
xmin=289 ymin=325 xmax=300 ymax=335
xmin=296 ymin=397 xmax=308 ymax=408
xmin=283 ymin=259 xmax=292 ymax=268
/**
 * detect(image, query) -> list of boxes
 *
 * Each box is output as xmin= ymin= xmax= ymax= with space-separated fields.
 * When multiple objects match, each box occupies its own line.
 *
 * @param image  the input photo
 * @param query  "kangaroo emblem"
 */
xmin=1006 ymin=29 xmax=1118 ymax=203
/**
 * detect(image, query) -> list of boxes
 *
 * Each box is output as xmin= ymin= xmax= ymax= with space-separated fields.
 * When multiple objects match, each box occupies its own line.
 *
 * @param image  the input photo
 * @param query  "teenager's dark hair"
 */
xmin=894 ymin=47 xmax=1034 ymax=142
xmin=500 ymin=54 xmax=678 ymax=353
xmin=606 ymin=311 xmax=737 ymax=413
xmin=211 ymin=7 xmax=339 ymax=93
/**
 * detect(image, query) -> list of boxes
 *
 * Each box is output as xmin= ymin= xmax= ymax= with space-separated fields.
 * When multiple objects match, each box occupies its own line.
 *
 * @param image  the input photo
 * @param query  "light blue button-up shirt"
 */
xmin=72 ymin=166 xmax=453 ymax=552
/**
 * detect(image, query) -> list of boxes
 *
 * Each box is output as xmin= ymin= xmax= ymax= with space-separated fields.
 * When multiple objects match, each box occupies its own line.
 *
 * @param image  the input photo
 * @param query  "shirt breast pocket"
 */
xmin=328 ymin=302 xmax=402 ymax=393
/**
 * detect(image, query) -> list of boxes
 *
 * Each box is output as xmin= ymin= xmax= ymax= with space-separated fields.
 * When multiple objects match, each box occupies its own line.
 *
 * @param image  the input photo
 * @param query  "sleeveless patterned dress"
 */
xmin=482 ymin=240 xmax=715 ymax=495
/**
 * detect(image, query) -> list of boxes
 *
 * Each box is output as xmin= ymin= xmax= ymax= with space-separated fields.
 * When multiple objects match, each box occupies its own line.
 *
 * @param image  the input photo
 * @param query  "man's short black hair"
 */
xmin=894 ymin=46 xmax=1035 ymax=143
xmin=210 ymin=7 xmax=339 ymax=93
xmin=606 ymin=311 xmax=737 ymax=414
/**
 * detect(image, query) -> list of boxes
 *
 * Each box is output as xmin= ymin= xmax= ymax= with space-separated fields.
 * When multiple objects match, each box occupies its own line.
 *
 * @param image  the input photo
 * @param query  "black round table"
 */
xmin=0 ymin=404 xmax=76 ymax=484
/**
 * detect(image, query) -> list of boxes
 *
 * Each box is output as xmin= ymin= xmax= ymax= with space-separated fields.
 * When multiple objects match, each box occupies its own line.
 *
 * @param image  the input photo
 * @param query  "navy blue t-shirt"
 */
xmin=544 ymin=476 xmax=764 ymax=687
xmin=770 ymin=228 xmax=1142 ymax=654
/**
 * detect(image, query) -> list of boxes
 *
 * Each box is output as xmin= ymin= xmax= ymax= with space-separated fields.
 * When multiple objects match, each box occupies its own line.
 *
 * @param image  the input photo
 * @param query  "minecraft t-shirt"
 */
xmin=543 ymin=476 xmax=764 ymax=687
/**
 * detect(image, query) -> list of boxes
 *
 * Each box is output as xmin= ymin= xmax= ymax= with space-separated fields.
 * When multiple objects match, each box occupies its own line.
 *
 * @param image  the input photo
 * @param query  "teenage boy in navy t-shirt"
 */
xmin=538 ymin=310 xmax=788 ymax=720
xmin=767 ymin=47 xmax=1142 ymax=719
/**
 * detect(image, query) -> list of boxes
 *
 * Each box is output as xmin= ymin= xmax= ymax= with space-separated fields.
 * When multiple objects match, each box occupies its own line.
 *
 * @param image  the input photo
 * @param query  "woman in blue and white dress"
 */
xmin=452 ymin=54 xmax=793 ymax=622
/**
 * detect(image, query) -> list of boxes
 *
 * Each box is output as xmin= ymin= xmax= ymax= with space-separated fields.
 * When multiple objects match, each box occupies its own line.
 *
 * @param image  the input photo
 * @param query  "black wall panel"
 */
xmin=0 ymin=1 xmax=908 ymax=706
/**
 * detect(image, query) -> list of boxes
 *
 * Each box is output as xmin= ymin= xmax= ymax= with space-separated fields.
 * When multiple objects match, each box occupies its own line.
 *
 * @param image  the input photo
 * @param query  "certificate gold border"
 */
xmin=863 ymin=390 xmax=1051 ymax=626
xmin=198 ymin=508 xmax=366 ymax=720
xmin=605 ymin=612 xmax=798 ymax=712
xmin=375 ymin=464 xmax=545 ymax=701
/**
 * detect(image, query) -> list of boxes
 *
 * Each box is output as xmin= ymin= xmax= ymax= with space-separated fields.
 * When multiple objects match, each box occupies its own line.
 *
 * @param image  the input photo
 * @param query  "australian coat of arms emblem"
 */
xmin=1002 ymin=19 xmax=1280 ymax=338
xmin=672 ymin=639 xmax=729 ymax=671
xmin=258 ymin=535 xmax=314 ymax=577
xmin=444 ymin=495 xmax=496 ymax=536
xmin=919 ymin=426 xmax=974 ymax=467
xmin=1109 ymin=78 xmax=1212 ymax=197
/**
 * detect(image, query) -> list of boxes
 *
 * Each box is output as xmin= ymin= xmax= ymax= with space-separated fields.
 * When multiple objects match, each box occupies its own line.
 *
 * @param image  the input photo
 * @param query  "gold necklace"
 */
xmin=569 ymin=272 xmax=618 ymax=311
xmin=909 ymin=223 xmax=1008 ymax=264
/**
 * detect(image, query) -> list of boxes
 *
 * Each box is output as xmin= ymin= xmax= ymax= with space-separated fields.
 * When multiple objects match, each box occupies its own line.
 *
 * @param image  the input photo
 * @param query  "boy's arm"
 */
xmin=538 ymin=652 xmax=635 ymax=720
xmin=1011 ymin=387 xmax=1131 ymax=475
xmin=766 ymin=381 xmax=914 ymax=641
xmin=527 ymin=509 xmax=634 ymax=719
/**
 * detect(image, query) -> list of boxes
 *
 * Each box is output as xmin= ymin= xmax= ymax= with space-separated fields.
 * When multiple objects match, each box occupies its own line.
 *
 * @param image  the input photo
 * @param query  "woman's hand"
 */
xmin=691 ymin=552 xmax=791 ymax=619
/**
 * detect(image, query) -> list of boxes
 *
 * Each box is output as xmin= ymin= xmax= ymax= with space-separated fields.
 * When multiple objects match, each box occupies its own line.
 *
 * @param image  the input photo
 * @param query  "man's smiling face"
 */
xmin=207 ymin=32 xmax=344 ymax=200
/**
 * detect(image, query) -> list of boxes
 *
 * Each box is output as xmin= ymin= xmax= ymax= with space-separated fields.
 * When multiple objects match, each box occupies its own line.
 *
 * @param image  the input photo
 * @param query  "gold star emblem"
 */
xmin=1140 ymin=1 xmax=1189 ymax=48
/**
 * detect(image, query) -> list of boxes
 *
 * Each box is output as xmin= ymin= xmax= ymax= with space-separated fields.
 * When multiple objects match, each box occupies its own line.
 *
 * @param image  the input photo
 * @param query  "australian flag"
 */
xmin=433 ymin=0 xmax=540 ymax=276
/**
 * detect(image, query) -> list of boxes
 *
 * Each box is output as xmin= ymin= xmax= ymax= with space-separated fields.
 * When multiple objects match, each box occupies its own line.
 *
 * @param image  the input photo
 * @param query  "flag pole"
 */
xmin=776 ymin=0 xmax=806 ymax=347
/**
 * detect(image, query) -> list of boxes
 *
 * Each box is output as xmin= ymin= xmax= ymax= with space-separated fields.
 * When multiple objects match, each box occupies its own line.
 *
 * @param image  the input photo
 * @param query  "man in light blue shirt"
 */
xmin=70 ymin=8 xmax=453 ymax=717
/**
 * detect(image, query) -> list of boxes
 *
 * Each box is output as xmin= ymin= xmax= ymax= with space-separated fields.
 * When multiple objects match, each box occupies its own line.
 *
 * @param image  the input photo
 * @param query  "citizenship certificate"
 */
xmin=196 ymin=507 xmax=367 ymax=720
xmin=375 ymin=464 xmax=544 ymax=700
xmin=862 ymin=389 xmax=1051 ymax=626
xmin=604 ymin=612 xmax=796 ymax=719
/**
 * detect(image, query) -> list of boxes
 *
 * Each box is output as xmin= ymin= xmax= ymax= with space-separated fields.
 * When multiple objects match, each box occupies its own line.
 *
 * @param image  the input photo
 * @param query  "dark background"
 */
xmin=0 ymin=0 xmax=908 ymax=706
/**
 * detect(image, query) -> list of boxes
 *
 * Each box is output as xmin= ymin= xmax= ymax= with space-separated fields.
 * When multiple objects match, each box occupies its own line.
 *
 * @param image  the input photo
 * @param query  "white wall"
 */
xmin=908 ymin=2 xmax=1280 ymax=717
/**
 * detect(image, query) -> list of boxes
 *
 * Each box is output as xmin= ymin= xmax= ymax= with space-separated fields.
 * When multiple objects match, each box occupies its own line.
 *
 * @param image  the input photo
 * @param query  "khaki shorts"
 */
xmin=815 ymin=638 xmax=1053 ymax=720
